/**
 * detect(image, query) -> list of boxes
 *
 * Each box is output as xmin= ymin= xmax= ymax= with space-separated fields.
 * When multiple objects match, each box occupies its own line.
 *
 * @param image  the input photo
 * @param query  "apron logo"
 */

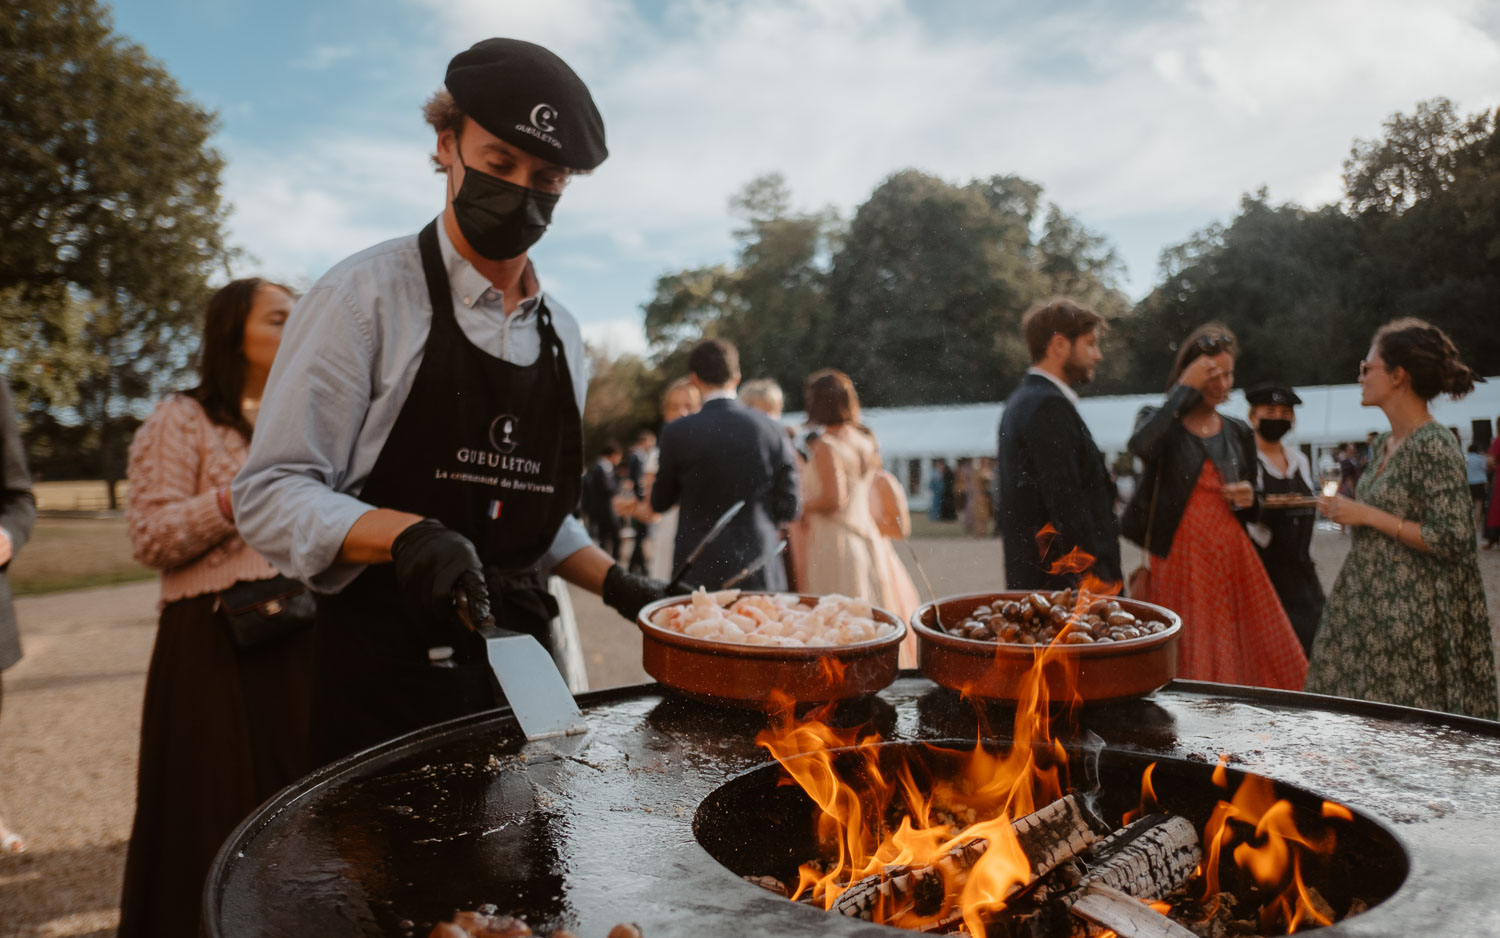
xmin=488 ymin=499 xmax=503 ymax=520
xmin=489 ymin=414 xmax=520 ymax=454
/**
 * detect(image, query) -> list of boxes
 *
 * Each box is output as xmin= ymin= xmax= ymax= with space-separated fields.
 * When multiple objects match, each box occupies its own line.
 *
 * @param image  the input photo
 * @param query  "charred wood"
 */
xmin=1069 ymin=883 xmax=1199 ymax=938
xmin=1071 ymin=815 xmax=1200 ymax=902
xmin=831 ymin=795 xmax=1102 ymax=922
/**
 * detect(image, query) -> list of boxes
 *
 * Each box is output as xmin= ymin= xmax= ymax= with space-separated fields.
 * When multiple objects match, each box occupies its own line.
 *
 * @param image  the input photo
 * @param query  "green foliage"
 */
xmin=1 ymin=0 xmax=230 ymax=496
xmin=641 ymin=170 xmax=1128 ymax=412
xmin=1128 ymin=98 xmax=1500 ymax=392
xmin=582 ymin=347 xmax=668 ymax=459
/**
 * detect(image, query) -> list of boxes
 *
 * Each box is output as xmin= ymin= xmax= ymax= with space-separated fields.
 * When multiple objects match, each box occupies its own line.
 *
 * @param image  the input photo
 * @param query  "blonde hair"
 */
xmin=662 ymin=376 xmax=701 ymax=415
xmin=739 ymin=378 xmax=784 ymax=417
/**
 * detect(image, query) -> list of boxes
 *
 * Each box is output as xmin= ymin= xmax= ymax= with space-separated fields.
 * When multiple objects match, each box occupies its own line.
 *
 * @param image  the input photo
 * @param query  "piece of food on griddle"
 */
xmin=428 ymin=914 xmax=644 ymax=938
xmin=943 ymin=589 xmax=1170 ymax=646
xmin=429 ymin=910 xmax=532 ymax=938
xmin=649 ymin=588 xmax=894 ymax=647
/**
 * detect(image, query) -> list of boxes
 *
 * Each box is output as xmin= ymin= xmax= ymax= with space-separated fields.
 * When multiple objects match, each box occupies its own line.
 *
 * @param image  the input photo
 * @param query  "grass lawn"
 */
xmin=9 ymin=516 xmax=153 ymax=596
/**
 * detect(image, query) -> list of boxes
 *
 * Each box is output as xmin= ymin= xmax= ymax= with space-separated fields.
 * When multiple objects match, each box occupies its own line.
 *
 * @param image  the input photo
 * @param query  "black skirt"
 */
xmin=118 ymin=592 xmax=313 ymax=938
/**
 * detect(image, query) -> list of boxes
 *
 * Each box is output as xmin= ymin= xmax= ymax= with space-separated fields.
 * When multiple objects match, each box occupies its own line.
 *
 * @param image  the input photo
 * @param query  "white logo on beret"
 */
xmin=530 ymin=104 xmax=557 ymax=133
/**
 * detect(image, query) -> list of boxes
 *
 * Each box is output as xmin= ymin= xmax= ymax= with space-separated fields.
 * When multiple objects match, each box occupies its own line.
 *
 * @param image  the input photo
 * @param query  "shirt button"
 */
xmin=462 ymin=295 xmax=473 ymax=306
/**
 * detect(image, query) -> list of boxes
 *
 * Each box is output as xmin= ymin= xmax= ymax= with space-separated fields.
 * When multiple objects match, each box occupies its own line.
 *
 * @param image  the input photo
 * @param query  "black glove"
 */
xmin=391 ymin=519 xmax=490 ymax=629
xmin=601 ymin=564 xmax=676 ymax=622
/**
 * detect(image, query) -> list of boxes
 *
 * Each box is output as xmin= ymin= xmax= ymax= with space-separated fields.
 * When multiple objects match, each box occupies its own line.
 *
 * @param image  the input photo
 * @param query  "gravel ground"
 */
xmin=2 ymin=530 xmax=1498 ymax=937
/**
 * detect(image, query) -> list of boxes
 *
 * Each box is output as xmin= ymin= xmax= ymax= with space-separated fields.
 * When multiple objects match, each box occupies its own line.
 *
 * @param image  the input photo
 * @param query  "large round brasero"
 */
xmin=695 ymin=742 xmax=1408 ymax=934
xmin=636 ymin=592 xmax=906 ymax=708
xmin=205 ymin=679 xmax=1500 ymax=937
xmin=914 ymin=592 xmax=1180 ymax=704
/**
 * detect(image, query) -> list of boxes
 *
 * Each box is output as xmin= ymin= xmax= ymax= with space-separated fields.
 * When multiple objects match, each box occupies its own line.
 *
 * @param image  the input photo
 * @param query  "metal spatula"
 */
xmin=666 ymin=500 xmax=745 ymax=591
xmin=456 ymin=586 xmax=586 ymax=741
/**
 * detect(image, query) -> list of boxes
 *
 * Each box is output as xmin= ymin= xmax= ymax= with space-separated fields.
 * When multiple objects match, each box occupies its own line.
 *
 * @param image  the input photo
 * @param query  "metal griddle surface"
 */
xmin=208 ymin=677 xmax=1500 ymax=937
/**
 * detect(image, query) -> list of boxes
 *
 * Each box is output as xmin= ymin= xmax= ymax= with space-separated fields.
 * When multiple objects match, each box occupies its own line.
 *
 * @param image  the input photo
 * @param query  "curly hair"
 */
xmin=1372 ymin=317 xmax=1478 ymax=401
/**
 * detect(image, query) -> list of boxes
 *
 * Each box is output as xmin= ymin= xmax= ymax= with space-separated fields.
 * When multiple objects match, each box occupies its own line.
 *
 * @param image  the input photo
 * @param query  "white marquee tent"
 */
xmin=787 ymin=377 xmax=1500 ymax=504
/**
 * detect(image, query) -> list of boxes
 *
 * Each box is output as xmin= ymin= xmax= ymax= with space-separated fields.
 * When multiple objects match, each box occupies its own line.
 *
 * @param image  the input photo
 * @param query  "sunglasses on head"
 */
xmin=1194 ymin=334 xmax=1232 ymax=354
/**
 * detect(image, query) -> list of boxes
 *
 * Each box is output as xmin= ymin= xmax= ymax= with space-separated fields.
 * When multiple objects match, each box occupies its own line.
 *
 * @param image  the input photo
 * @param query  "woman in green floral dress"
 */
xmin=1308 ymin=318 xmax=1498 ymax=719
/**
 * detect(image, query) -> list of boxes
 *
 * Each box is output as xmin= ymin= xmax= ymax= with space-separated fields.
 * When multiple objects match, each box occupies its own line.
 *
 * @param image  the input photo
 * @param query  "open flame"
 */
xmin=753 ymin=531 xmax=1349 ymax=935
xmin=1198 ymin=754 xmax=1345 ymax=932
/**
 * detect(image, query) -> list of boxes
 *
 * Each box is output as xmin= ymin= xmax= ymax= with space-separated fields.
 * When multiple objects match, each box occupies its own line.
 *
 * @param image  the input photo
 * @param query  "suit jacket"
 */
xmin=1121 ymin=385 xmax=1257 ymax=559
xmin=651 ymin=397 xmax=801 ymax=590
xmin=0 ymin=378 xmax=36 ymax=671
xmin=996 ymin=373 xmax=1120 ymax=590
xmin=581 ymin=459 xmax=619 ymax=533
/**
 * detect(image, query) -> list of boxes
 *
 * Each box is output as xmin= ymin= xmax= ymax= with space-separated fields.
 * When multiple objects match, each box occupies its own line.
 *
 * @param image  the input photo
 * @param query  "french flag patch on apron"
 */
xmin=488 ymin=499 xmax=502 ymax=520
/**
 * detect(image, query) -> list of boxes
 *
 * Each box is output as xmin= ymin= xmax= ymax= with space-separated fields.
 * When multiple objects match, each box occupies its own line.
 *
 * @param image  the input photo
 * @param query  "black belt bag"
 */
xmin=217 ymin=575 xmax=316 ymax=651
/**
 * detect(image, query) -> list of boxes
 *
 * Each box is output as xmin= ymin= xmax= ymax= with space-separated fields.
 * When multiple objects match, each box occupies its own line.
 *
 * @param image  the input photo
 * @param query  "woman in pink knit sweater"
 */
xmin=118 ymin=279 xmax=312 ymax=938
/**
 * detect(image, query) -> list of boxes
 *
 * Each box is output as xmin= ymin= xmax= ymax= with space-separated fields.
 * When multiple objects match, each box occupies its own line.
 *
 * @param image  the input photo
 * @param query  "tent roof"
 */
xmin=785 ymin=377 xmax=1500 ymax=460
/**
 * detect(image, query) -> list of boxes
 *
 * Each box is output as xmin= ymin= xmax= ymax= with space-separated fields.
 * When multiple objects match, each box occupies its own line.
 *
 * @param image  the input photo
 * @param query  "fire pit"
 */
xmin=208 ymin=677 xmax=1500 ymax=937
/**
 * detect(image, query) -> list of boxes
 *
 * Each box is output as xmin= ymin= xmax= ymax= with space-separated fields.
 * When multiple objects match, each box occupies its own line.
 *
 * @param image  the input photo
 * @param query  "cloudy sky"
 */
xmin=111 ymin=0 xmax=1500 ymax=355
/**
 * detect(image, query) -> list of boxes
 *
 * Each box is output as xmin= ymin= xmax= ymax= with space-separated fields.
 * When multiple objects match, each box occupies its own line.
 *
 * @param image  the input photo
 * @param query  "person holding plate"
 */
xmin=1243 ymin=383 xmax=1324 ymax=655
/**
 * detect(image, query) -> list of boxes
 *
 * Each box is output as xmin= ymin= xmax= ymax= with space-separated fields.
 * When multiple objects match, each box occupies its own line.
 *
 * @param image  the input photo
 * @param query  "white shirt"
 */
xmin=1026 ymin=366 xmax=1081 ymax=406
xmin=234 ymin=217 xmax=592 ymax=592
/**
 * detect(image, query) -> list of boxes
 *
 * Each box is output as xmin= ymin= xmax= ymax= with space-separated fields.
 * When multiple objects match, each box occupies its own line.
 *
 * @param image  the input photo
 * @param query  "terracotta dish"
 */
xmin=913 ymin=592 xmax=1181 ymax=704
xmin=636 ymin=593 xmax=906 ymax=709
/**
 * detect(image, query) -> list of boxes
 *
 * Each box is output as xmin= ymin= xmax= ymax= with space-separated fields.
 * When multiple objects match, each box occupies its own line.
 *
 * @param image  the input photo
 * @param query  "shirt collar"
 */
xmin=434 ymin=214 xmax=542 ymax=315
xmin=703 ymin=388 xmax=738 ymax=403
xmin=1027 ymin=366 xmax=1080 ymax=405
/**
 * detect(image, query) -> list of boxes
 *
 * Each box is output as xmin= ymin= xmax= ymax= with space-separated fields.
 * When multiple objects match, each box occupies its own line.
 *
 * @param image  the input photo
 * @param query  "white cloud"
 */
xmin=221 ymin=0 xmax=1500 ymax=304
xmin=297 ymin=44 xmax=357 ymax=70
xmin=406 ymin=0 xmax=1500 ymax=265
xmin=580 ymin=315 xmax=649 ymax=357
xmin=219 ymin=134 xmax=439 ymax=282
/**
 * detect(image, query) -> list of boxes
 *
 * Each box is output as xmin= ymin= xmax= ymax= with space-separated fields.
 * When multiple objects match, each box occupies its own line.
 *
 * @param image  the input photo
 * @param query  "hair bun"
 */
xmin=1443 ymin=352 xmax=1477 ymax=398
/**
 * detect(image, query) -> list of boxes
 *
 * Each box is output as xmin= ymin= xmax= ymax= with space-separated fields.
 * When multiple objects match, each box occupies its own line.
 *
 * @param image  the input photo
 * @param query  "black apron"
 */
xmin=310 ymin=220 xmax=583 ymax=764
xmin=1253 ymin=453 xmax=1326 ymax=655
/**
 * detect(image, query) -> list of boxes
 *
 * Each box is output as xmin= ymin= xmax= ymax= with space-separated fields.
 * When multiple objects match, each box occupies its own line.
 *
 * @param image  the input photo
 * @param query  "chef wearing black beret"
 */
xmin=234 ymin=39 xmax=669 ymax=764
xmin=1244 ymin=383 xmax=1325 ymax=654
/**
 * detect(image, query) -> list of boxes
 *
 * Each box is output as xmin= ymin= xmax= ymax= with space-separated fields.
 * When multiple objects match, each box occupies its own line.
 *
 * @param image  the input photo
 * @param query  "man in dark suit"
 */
xmin=651 ymin=339 xmax=800 ymax=590
xmin=0 ymin=376 xmax=36 ymax=854
xmin=581 ymin=442 xmax=622 ymax=561
xmin=996 ymin=298 xmax=1121 ymax=590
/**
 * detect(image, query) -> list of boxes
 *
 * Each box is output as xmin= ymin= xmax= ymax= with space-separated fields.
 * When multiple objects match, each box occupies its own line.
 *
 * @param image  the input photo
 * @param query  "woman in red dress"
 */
xmin=1121 ymin=324 xmax=1306 ymax=689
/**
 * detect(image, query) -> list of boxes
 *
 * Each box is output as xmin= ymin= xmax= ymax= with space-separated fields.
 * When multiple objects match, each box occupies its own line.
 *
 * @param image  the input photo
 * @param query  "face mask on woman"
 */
xmin=1257 ymin=418 xmax=1293 ymax=442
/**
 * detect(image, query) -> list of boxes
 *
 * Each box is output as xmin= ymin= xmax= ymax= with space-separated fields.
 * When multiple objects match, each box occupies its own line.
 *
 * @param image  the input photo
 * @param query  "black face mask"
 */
xmin=1258 ymin=418 xmax=1292 ymax=442
xmin=450 ymin=158 xmax=560 ymax=260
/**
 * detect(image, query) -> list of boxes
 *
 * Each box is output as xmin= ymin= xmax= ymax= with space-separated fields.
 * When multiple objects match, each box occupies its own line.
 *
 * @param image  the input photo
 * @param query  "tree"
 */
xmin=643 ymin=173 xmax=840 ymax=410
xmin=1 ymin=0 xmax=231 ymax=498
xmin=1127 ymin=99 xmax=1500 ymax=395
xmin=825 ymin=171 xmax=1131 ymax=406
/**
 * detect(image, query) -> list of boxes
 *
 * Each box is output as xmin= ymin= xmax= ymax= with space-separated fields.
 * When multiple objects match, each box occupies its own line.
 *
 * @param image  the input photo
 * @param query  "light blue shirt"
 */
xmin=1468 ymin=450 xmax=1489 ymax=486
xmin=233 ymin=217 xmax=593 ymax=593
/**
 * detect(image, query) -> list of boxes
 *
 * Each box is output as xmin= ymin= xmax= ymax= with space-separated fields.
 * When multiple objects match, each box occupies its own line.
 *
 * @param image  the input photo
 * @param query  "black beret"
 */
xmin=1245 ymin=383 xmax=1302 ymax=407
xmin=445 ymin=38 xmax=607 ymax=171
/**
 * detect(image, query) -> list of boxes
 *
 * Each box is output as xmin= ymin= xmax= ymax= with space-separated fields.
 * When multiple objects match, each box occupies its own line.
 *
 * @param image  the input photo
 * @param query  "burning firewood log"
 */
xmin=1066 ymin=814 xmax=1201 ymax=902
xmin=830 ymin=794 xmax=1104 ymax=922
xmin=1069 ymin=883 xmax=1199 ymax=938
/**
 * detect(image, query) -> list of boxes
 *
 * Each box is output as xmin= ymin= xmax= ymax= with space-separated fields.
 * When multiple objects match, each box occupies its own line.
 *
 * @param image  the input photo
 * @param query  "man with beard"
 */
xmin=996 ymin=298 xmax=1121 ymax=590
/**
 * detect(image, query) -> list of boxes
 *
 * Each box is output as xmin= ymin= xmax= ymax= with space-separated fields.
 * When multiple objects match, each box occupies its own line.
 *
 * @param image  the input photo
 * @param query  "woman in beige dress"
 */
xmin=800 ymin=370 xmax=918 ymax=664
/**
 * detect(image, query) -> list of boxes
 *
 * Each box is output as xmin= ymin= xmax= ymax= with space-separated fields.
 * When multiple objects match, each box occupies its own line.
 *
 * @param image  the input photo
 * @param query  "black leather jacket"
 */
xmin=1121 ymin=385 xmax=1257 ymax=559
